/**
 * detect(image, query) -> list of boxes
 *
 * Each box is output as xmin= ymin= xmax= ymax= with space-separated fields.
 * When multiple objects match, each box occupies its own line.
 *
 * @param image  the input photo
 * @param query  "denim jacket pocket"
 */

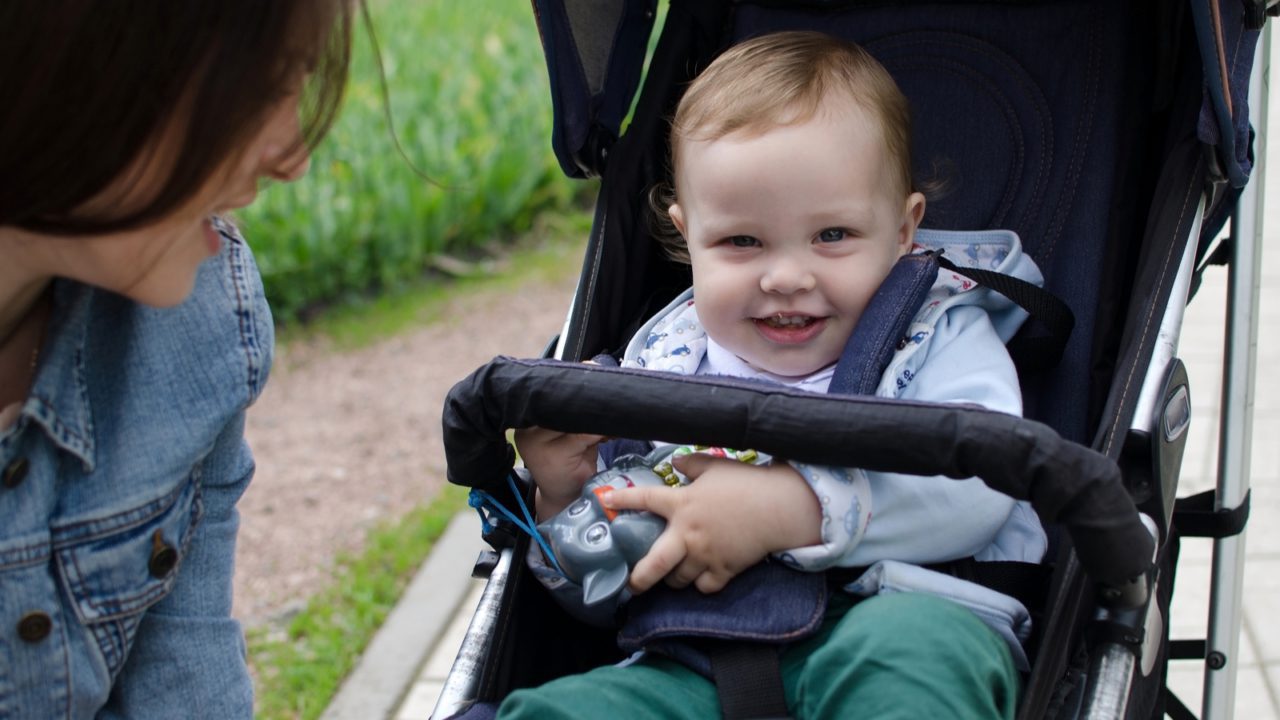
xmin=51 ymin=471 xmax=204 ymax=679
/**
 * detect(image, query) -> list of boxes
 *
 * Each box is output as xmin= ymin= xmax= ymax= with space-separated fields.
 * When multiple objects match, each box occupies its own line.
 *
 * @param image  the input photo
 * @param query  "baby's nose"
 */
xmin=760 ymin=258 xmax=817 ymax=294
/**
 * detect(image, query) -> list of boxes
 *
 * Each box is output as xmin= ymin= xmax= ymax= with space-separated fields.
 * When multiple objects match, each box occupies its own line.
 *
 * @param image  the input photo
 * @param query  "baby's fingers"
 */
xmin=664 ymin=560 xmax=708 ymax=590
xmin=671 ymin=451 xmax=718 ymax=480
xmin=603 ymin=485 xmax=680 ymax=518
xmin=693 ymin=569 xmax=731 ymax=594
xmin=629 ymin=531 xmax=686 ymax=594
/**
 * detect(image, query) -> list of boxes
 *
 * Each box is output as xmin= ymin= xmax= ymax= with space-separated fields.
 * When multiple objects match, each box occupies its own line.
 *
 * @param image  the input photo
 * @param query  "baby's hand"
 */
xmin=603 ymin=454 xmax=821 ymax=594
xmin=513 ymin=427 xmax=606 ymax=518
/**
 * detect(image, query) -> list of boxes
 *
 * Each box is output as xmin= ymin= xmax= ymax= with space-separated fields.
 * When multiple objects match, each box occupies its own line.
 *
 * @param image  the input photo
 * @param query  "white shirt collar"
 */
xmin=703 ymin=337 xmax=834 ymax=394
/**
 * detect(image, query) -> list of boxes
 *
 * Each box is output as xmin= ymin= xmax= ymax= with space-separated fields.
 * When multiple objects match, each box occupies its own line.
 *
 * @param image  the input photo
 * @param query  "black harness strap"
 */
xmin=1162 ymin=686 xmax=1200 ymax=720
xmin=1173 ymin=488 xmax=1251 ymax=538
xmin=709 ymin=643 xmax=792 ymax=720
xmin=1168 ymin=639 xmax=1207 ymax=660
xmin=935 ymin=254 xmax=1075 ymax=373
xmin=947 ymin=558 xmax=1052 ymax=612
xmin=827 ymin=559 xmax=1052 ymax=615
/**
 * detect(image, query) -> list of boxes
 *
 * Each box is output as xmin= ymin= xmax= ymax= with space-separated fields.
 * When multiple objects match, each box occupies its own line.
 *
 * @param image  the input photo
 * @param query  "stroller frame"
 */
xmin=1192 ymin=25 xmax=1269 ymax=717
xmin=433 ymin=3 xmax=1273 ymax=719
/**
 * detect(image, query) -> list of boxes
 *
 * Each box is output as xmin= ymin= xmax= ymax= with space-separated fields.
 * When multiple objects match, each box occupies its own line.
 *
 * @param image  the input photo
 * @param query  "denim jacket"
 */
xmin=0 ymin=219 xmax=272 ymax=719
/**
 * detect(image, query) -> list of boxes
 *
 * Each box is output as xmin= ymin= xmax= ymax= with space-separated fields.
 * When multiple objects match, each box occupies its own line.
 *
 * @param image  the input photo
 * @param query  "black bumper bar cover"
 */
xmin=443 ymin=357 xmax=1154 ymax=588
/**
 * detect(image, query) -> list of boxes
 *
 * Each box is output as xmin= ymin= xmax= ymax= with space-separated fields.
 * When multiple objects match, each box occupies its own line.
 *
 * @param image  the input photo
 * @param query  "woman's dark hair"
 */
xmin=0 ymin=0 xmax=354 ymax=234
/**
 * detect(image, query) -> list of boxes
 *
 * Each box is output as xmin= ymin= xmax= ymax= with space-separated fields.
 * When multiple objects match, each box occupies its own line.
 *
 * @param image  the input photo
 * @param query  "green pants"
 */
xmin=497 ymin=592 xmax=1019 ymax=719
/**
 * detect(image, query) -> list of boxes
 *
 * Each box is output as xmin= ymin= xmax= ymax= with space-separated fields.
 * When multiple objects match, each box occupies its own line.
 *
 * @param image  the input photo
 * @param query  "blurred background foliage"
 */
xmin=236 ymin=0 xmax=589 ymax=323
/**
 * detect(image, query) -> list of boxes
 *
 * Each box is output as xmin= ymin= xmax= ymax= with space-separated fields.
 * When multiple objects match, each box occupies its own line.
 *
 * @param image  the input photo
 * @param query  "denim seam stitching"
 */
xmin=63 ymin=544 xmax=175 ymax=623
xmin=226 ymin=235 xmax=262 ymax=402
xmin=50 ymin=475 xmax=189 ymax=546
xmin=53 ymin=475 xmax=195 ymax=621
xmin=1102 ymin=170 xmax=1197 ymax=455
xmin=1042 ymin=13 xmax=1100 ymax=266
xmin=858 ymin=257 xmax=936 ymax=393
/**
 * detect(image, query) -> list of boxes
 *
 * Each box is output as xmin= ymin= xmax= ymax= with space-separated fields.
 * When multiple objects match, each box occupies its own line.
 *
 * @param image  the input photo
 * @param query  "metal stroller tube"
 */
xmin=443 ymin=356 xmax=1156 ymax=595
xmin=432 ymin=547 xmax=514 ymax=720
xmin=1080 ymin=513 xmax=1162 ymax=720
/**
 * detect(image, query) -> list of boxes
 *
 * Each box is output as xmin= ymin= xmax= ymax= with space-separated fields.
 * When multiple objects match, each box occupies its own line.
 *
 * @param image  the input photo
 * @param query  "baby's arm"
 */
xmin=512 ymin=427 xmax=606 ymax=518
xmin=602 ymin=453 xmax=821 ymax=594
xmin=784 ymin=305 xmax=1033 ymax=570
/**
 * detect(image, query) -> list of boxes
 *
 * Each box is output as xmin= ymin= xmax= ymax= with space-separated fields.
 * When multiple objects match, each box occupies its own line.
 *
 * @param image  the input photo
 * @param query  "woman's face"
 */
xmin=45 ymin=91 xmax=311 ymax=307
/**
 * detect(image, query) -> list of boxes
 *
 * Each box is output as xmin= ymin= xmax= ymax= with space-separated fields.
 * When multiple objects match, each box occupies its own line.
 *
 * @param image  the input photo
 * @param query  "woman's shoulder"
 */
xmin=193 ymin=217 xmax=275 ymax=402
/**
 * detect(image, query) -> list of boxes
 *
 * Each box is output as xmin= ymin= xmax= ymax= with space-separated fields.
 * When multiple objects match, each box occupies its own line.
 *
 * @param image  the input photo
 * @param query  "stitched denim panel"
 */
xmin=617 ymin=562 xmax=828 ymax=676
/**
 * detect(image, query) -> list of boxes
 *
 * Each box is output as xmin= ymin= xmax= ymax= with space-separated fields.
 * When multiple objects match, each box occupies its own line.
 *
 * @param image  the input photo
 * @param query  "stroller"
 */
xmin=433 ymin=1 xmax=1270 ymax=718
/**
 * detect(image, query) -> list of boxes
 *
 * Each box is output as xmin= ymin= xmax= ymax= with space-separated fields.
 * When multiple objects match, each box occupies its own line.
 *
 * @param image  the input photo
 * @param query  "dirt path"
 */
xmin=233 ymin=245 xmax=580 ymax=627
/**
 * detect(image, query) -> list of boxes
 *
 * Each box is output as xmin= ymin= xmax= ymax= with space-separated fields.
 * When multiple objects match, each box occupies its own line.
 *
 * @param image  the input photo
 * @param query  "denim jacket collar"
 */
xmin=8 ymin=279 xmax=97 ymax=471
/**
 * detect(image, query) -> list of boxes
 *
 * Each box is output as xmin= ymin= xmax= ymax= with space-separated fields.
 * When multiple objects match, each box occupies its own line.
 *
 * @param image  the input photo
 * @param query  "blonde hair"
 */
xmin=655 ymin=31 xmax=914 ymax=262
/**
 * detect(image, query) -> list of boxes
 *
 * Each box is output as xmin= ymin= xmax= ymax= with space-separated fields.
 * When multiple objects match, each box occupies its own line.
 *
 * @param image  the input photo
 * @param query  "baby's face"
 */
xmin=671 ymin=102 xmax=924 ymax=378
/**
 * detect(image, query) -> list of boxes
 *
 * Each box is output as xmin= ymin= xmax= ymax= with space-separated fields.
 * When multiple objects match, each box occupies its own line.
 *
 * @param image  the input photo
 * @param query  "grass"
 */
xmin=238 ymin=0 xmax=584 ymax=322
xmin=276 ymin=206 xmax=592 ymax=351
xmin=249 ymin=483 xmax=470 ymax=720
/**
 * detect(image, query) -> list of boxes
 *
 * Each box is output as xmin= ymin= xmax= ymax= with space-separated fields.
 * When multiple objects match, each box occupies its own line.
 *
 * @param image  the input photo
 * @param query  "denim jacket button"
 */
xmin=3 ymin=457 xmax=29 ymax=489
xmin=149 ymin=529 xmax=179 ymax=578
xmin=17 ymin=612 xmax=52 ymax=643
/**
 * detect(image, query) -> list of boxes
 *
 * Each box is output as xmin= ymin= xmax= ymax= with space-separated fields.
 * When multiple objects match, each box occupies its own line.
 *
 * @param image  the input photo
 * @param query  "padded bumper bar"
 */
xmin=443 ymin=357 xmax=1154 ymax=592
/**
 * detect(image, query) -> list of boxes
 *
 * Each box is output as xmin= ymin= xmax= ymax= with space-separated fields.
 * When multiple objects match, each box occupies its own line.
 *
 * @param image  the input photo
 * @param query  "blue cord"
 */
xmin=468 ymin=473 xmax=566 ymax=578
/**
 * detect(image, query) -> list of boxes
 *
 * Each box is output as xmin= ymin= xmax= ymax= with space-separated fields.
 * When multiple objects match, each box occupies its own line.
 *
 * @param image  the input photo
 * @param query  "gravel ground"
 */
xmin=232 ymin=248 xmax=580 ymax=627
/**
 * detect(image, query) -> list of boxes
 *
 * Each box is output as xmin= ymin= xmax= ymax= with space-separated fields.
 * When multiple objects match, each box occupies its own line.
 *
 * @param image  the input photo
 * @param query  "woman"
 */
xmin=1 ymin=2 xmax=353 ymax=716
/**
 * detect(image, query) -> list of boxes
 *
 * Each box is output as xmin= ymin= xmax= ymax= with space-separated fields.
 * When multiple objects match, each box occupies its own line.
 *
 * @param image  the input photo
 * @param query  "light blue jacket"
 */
xmin=0 ymin=219 xmax=272 ymax=718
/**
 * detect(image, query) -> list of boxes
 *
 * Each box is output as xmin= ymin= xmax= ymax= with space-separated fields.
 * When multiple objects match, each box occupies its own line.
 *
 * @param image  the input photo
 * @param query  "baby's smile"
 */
xmin=757 ymin=313 xmax=820 ymax=328
xmin=752 ymin=313 xmax=828 ymax=345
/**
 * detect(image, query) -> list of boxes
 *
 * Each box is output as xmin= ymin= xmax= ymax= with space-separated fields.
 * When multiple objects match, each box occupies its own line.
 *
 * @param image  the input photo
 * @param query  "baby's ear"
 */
xmin=899 ymin=192 xmax=926 ymax=250
xmin=669 ymin=203 xmax=688 ymax=237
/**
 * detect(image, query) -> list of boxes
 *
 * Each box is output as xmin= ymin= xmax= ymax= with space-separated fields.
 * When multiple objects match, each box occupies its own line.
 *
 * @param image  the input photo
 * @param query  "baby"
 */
xmin=507 ymin=31 xmax=1046 ymax=720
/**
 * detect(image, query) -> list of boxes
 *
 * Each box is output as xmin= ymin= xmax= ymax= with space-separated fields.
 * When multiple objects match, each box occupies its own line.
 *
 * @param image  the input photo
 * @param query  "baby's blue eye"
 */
xmin=817 ymin=228 xmax=847 ymax=243
xmin=727 ymin=235 xmax=759 ymax=248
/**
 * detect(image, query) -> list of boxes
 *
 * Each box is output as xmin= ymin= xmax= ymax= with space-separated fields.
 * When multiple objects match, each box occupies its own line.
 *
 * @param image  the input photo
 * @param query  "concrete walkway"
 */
xmin=326 ymin=45 xmax=1280 ymax=720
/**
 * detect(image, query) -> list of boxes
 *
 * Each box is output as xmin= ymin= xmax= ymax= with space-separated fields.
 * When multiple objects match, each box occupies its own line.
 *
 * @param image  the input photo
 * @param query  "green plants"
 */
xmin=277 ymin=209 xmax=591 ymax=351
xmin=238 ymin=0 xmax=582 ymax=322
